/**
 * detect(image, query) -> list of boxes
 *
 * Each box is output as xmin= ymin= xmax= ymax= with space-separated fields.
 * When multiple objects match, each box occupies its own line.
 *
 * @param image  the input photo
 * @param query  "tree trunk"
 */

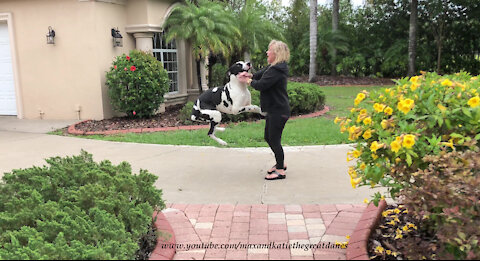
xmin=437 ymin=37 xmax=443 ymax=74
xmin=331 ymin=0 xmax=339 ymax=76
xmin=200 ymin=56 xmax=209 ymax=91
xmin=408 ymin=0 xmax=418 ymax=76
xmin=309 ymin=0 xmax=318 ymax=82
xmin=243 ymin=51 xmax=251 ymax=63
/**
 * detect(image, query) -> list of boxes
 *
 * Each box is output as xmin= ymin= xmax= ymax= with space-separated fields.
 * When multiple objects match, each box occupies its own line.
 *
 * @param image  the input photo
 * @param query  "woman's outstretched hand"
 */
xmin=237 ymin=72 xmax=252 ymax=83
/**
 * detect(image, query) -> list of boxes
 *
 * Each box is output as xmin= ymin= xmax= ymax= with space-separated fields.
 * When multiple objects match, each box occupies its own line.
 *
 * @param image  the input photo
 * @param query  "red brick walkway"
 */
xmin=159 ymin=203 xmax=366 ymax=260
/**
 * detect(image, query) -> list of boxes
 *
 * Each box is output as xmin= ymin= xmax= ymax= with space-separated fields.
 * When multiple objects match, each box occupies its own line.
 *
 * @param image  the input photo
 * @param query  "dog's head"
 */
xmin=227 ymin=61 xmax=251 ymax=77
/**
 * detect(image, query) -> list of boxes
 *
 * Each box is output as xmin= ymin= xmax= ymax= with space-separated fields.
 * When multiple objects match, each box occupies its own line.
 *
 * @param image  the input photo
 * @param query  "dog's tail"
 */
xmin=191 ymin=100 xmax=201 ymax=121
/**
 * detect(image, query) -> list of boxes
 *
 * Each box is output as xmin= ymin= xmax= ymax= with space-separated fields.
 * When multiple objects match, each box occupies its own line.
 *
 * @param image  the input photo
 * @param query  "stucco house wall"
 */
xmin=0 ymin=0 xmax=199 ymax=120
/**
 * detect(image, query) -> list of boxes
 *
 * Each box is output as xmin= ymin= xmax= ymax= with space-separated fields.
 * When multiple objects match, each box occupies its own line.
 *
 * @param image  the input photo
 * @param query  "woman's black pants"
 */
xmin=264 ymin=113 xmax=289 ymax=170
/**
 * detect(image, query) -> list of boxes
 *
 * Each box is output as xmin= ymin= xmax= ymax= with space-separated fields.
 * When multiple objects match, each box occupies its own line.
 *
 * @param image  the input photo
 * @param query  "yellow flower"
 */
xmin=353 ymin=150 xmax=362 ymax=158
xmin=390 ymin=140 xmax=401 ymax=153
xmin=347 ymin=152 xmax=355 ymax=162
xmin=360 ymin=109 xmax=367 ymax=115
xmin=468 ymin=96 xmax=480 ymax=108
xmin=370 ymin=141 xmax=384 ymax=153
xmin=363 ymin=198 xmax=369 ymax=204
xmin=350 ymin=108 xmax=356 ymax=113
xmin=375 ymin=246 xmax=385 ymax=254
xmin=351 ymin=177 xmax=362 ymax=188
xmin=394 ymin=208 xmax=401 ymax=214
xmin=363 ymin=117 xmax=372 ymax=126
xmin=362 ymin=129 xmax=372 ymax=140
xmin=354 ymin=98 xmax=361 ymax=106
xmin=334 ymin=117 xmax=342 ymax=124
xmin=360 ymin=163 xmax=366 ymax=170
xmin=397 ymin=99 xmax=415 ymax=114
xmin=441 ymin=79 xmax=453 ymax=86
xmin=384 ymin=106 xmax=393 ymax=115
xmin=442 ymin=139 xmax=455 ymax=149
xmin=374 ymin=103 xmax=386 ymax=113
xmin=348 ymin=167 xmax=357 ymax=178
xmin=437 ymin=104 xmax=447 ymax=112
xmin=355 ymin=93 xmax=366 ymax=105
xmin=372 ymin=153 xmax=378 ymax=160
xmin=410 ymin=82 xmax=419 ymax=91
xmin=386 ymin=250 xmax=392 ymax=255
xmin=403 ymin=98 xmax=414 ymax=108
xmin=410 ymin=75 xmax=419 ymax=83
xmin=402 ymin=134 xmax=416 ymax=149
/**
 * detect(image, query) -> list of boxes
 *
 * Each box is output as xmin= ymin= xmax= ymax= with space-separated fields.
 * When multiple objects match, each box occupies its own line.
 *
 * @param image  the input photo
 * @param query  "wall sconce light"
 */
xmin=111 ymin=28 xmax=123 ymax=47
xmin=46 ymin=26 xmax=55 ymax=44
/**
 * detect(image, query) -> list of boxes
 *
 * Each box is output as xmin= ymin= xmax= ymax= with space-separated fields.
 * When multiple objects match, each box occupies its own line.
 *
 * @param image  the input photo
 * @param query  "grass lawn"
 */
xmin=60 ymin=84 xmax=391 ymax=147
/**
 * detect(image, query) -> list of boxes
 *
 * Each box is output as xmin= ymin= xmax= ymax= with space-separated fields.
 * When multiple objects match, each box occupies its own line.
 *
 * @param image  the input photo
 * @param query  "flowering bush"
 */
xmin=335 ymin=72 xmax=480 ymax=204
xmin=106 ymin=50 xmax=169 ymax=118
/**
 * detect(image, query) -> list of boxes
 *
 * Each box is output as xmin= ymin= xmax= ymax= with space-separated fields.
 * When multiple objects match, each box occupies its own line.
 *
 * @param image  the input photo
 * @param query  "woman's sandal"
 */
xmin=267 ymin=165 xmax=287 ymax=174
xmin=265 ymin=170 xmax=286 ymax=180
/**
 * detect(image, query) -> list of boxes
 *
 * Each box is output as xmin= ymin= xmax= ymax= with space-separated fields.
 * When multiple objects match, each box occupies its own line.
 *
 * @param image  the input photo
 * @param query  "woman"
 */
xmin=238 ymin=40 xmax=291 ymax=180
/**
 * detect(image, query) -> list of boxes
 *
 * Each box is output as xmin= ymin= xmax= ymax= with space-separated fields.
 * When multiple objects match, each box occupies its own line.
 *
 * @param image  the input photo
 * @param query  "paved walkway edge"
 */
xmin=67 ymin=106 xmax=330 ymax=135
xmin=345 ymin=200 xmax=387 ymax=260
xmin=150 ymin=211 xmax=176 ymax=260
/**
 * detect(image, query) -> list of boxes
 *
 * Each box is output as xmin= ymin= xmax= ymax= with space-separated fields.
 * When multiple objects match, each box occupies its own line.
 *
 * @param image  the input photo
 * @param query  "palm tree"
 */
xmin=235 ymin=0 xmax=283 ymax=63
xmin=309 ymin=0 xmax=318 ymax=82
xmin=163 ymin=0 xmax=240 ymax=90
xmin=331 ymin=0 xmax=339 ymax=76
xmin=408 ymin=0 xmax=418 ymax=76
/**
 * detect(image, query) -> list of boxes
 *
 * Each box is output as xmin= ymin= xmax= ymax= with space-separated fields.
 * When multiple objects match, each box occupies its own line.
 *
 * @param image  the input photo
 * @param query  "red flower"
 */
xmin=114 ymin=65 xmax=117 ymax=69
xmin=133 ymin=111 xmax=136 ymax=116
xmin=130 ymin=66 xmax=136 ymax=72
xmin=124 ymin=67 xmax=127 ymax=71
xmin=126 ymin=56 xmax=131 ymax=61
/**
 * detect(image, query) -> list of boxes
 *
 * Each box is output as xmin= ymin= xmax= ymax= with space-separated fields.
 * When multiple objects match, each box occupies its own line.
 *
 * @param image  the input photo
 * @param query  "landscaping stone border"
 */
xmin=149 ymin=211 xmax=176 ymax=260
xmin=345 ymin=200 xmax=387 ymax=260
xmin=67 ymin=106 xmax=330 ymax=135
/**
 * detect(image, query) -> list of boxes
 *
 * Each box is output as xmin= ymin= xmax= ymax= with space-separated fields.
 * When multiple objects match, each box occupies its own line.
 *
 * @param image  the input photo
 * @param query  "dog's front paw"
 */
xmin=260 ymin=111 xmax=267 ymax=117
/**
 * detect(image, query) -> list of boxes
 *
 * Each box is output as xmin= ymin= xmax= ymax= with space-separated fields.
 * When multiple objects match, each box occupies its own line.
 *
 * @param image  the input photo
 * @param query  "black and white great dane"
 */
xmin=191 ymin=61 xmax=265 ymax=146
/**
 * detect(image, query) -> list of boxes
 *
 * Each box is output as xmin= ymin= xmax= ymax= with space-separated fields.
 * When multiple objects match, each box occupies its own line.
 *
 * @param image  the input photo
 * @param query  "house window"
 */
xmin=153 ymin=32 xmax=178 ymax=93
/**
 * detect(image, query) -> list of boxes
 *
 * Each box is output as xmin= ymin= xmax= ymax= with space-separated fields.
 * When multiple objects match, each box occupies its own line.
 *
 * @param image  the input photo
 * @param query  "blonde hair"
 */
xmin=269 ymin=40 xmax=290 ymax=65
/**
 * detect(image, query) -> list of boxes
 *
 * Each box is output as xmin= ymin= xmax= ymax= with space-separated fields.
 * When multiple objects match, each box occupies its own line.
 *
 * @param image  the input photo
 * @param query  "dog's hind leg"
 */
xmin=202 ymin=109 xmax=227 ymax=146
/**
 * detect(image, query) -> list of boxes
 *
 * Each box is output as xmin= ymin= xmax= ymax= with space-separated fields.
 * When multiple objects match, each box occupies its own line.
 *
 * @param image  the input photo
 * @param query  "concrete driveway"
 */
xmin=0 ymin=117 xmax=387 ymax=205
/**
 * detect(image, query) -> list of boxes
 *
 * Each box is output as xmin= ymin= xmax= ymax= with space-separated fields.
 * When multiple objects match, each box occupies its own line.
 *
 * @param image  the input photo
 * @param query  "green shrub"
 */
xmin=287 ymin=82 xmax=325 ymax=115
xmin=106 ymin=50 xmax=169 ymax=118
xmin=0 ymin=151 xmax=165 ymax=260
xmin=179 ymin=101 xmax=194 ymax=125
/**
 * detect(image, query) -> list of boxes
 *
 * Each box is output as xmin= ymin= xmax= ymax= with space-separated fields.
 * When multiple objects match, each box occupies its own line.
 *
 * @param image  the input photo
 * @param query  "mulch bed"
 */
xmin=74 ymin=104 xmax=205 ymax=133
xmin=368 ymin=204 xmax=437 ymax=260
xmin=72 ymin=76 xmax=393 ymax=133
